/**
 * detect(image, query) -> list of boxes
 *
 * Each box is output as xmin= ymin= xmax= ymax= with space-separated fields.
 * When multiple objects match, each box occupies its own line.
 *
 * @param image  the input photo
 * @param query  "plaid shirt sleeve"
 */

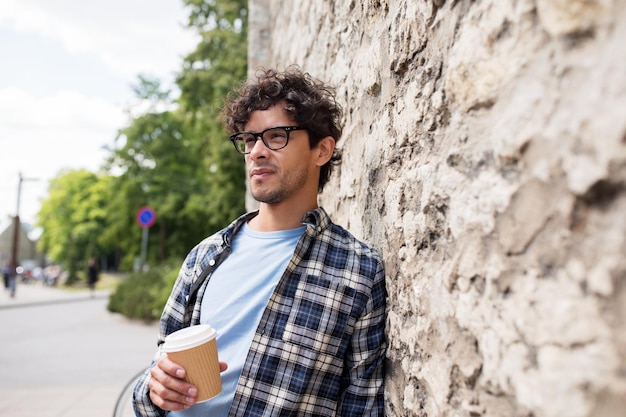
xmin=132 ymin=230 xmax=229 ymax=417
xmin=338 ymin=257 xmax=386 ymax=416
xmin=131 ymin=249 xmax=198 ymax=417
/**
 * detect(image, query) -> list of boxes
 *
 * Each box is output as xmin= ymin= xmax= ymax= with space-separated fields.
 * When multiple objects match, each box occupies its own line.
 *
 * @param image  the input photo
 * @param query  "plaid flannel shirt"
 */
xmin=133 ymin=207 xmax=386 ymax=416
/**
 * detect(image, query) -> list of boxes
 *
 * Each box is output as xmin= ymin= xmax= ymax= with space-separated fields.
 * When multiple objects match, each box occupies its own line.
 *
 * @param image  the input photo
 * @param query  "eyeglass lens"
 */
xmin=233 ymin=127 xmax=292 ymax=154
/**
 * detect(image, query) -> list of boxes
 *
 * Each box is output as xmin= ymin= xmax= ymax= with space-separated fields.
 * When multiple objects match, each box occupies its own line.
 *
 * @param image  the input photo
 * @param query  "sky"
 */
xmin=0 ymin=0 xmax=198 ymax=226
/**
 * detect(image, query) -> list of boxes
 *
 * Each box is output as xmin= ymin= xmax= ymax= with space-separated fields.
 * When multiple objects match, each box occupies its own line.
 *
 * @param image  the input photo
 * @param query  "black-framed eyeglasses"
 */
xmin=229 ymin=126 xmax=306 ymax=154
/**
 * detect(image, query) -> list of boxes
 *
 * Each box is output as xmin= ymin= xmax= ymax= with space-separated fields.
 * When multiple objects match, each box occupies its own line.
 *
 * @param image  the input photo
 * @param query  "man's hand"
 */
xmin=148 ymin=355 xmax=228 ymax=411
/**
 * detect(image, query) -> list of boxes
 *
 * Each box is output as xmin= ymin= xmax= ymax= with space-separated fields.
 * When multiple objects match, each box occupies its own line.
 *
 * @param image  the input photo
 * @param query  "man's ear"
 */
xmin=315 ymin=136 xmax=335 ymax=166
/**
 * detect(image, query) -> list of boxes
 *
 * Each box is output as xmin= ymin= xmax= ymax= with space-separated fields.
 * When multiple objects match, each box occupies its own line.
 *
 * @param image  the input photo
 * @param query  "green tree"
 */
xmin=104 ymin=77 xmax=217 ymax=268
xmin=176 ymin=0 xmax=249 ymax=233
xmin=37 ymin=170 xmax=112 ymax=283
xmin=36 ymin=0 xmax=249 ymax=275
xmin=103 ymin=0 xmax=249 ymax=268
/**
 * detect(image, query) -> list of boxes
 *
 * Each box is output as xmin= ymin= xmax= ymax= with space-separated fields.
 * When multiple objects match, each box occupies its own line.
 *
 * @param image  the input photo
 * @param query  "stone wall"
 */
xmin=247 ymin=1 xmax=626 ymax=416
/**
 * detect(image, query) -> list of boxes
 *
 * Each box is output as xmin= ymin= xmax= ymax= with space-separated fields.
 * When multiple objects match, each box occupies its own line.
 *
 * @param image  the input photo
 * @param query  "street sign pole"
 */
xmin=136 ymin=206 xmax=156 ymax=271
xmin=140 ymin=227 xmax=149 ymax=270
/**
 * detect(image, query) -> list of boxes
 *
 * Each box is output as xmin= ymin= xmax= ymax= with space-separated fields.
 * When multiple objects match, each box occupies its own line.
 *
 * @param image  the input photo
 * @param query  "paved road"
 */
xmin=0 ymin=283 xmax=160 ymax=417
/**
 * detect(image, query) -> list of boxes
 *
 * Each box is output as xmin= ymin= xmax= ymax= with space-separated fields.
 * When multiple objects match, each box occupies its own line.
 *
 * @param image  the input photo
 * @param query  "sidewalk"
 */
xmin=0 ymin=280 xmax=158 ymax=417
xmin=0 ymin=281 xmax=111 ymax=309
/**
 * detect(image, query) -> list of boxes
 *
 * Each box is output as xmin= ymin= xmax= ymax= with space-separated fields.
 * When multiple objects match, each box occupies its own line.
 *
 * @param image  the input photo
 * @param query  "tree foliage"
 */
xmin=177 ymin=0 xmax=248 ymax=234
xmin=37 ymin=170 xmax=112 ymax=283
xmin=37 ymin=0 xmax=248 ymax=273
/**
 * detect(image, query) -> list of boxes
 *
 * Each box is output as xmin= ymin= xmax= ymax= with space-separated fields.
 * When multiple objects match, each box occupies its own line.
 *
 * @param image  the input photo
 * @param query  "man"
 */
xmin=133 ymin=67 xmax=386 ymax=416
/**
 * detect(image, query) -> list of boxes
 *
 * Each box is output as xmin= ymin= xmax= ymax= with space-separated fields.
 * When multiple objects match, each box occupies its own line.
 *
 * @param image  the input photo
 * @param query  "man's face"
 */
xmin=244 ymin=103 xmax=320 ymax=205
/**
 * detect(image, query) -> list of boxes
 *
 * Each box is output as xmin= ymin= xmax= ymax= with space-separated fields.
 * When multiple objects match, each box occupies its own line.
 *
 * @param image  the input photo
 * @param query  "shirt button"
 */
xmin=209 ymin=259 xmax=216 ymax=266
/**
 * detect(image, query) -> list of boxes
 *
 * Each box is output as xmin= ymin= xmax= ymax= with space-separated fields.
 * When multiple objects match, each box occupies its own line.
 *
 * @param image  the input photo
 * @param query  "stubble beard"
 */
xmin=251 ymin=165 xmax=309 ymax=204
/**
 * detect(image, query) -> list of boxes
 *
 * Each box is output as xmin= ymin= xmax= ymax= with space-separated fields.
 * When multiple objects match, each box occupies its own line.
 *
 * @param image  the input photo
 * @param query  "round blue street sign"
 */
xmin=136 ymin=206 xmax=156 ymax=228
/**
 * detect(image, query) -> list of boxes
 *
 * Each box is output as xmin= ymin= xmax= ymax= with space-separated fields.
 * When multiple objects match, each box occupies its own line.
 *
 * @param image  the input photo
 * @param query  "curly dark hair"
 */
xmin=221 ymin=66 xmax=343 ymax=193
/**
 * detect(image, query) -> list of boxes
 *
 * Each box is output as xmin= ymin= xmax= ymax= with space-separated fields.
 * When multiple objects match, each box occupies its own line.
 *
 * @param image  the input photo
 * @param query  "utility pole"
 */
xmin=9 ymin=172 xmax=38 ymax=287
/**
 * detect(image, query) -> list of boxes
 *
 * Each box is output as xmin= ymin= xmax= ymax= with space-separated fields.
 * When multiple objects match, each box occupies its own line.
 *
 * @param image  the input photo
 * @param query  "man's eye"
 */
xmin=268 ymin=131 xmax=287 ymax=140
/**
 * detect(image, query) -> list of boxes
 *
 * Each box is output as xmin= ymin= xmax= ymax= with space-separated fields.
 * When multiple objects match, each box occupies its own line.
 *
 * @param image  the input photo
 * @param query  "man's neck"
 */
xmin=249 ymin=201 xmax=318 ymax=232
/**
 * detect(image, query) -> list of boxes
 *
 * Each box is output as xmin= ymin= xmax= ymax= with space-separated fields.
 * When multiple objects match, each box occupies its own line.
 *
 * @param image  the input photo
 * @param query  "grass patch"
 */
xmin=97 ymin=272 xmax=128 ymax=291
xmin=61 ymin=271 xmax=128 ymax=293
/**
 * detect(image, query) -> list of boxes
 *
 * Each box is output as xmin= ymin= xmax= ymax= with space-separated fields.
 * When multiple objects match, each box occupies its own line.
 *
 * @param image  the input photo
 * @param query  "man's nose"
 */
xmin=248 ymin=137 xmax=269 ymax=157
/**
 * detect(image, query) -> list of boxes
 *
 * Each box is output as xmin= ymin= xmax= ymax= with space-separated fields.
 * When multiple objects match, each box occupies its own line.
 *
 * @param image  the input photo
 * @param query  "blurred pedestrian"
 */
xmin=2 ymin=263 xmax=9 ymax=290
xmin=87 ymin=257 xmax=98 ymax=298
xmin=7 ymin=264 xmax=16 ymax=298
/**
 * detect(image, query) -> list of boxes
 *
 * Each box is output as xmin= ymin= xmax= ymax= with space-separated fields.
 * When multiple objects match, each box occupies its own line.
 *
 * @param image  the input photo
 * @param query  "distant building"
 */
xmin=0 ymin=216 xmax=45 ymax=269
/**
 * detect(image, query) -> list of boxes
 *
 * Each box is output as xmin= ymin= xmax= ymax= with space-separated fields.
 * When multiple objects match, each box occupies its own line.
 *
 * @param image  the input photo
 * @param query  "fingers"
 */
xmin=159 ymin=354 xmax=188 ymax=379
xmin=219 ymin=361 xmax=228 ymax=373
xmin=148 ymin=355 xmax=198 ymax=411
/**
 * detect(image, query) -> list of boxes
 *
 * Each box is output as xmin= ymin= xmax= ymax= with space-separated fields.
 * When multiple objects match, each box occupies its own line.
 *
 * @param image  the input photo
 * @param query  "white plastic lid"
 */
xmin=162 ymin=324 xmax=217 ymax=352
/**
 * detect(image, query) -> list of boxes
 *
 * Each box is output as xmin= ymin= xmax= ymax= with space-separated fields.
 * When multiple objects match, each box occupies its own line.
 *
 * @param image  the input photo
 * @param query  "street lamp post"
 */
xmin=9 ymin=172 xmax=38 ymax=296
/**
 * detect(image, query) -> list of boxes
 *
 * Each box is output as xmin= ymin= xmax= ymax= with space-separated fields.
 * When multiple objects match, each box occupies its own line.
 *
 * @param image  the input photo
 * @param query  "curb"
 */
xmin=0 ymin=292 xmax=110 ymax=310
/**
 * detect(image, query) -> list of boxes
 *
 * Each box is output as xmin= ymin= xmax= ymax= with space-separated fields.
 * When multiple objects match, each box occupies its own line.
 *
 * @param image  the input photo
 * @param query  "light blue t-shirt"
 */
xmin=171 ymin=223 xmax=305 ymax=417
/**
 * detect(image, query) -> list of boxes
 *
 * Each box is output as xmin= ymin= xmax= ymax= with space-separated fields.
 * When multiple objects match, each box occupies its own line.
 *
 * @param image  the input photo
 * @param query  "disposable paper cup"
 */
xmin=162 ymin=324 xmax=222 ymax=402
